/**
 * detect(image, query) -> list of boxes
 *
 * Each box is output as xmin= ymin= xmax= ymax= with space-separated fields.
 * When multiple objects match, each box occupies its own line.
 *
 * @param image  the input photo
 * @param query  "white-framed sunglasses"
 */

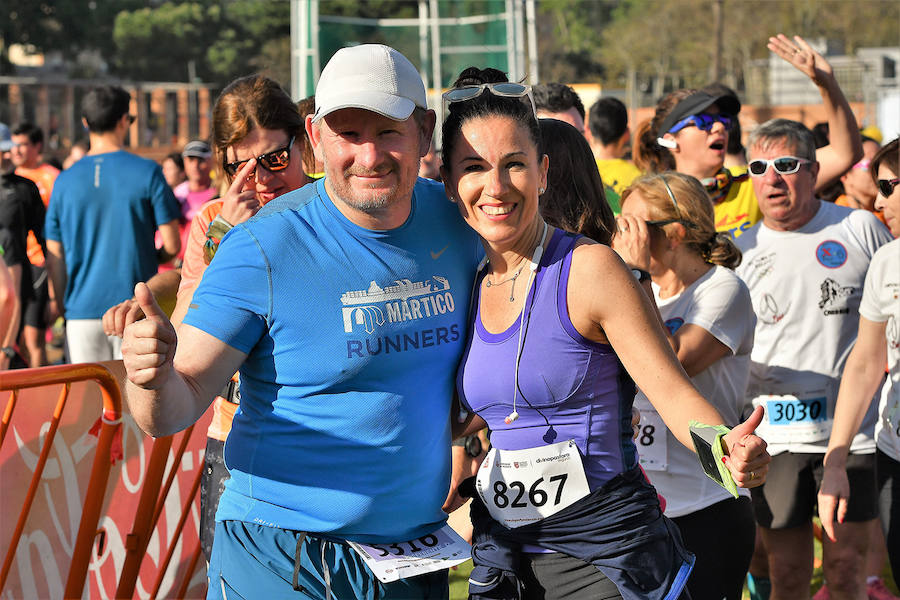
xmin=748 ymin=156 xmax=811 ymax=177
xmin=442 ymin=82 xmax=537 ymax=118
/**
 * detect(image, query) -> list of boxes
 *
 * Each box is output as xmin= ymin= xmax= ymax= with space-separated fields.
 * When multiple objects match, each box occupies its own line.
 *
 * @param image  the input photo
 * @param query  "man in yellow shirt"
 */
xmin=587 ymin=97 xmax=641 ymax=214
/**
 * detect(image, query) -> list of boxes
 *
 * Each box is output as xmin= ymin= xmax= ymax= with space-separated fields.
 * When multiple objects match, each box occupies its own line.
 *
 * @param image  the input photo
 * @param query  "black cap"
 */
xmin=658 ymin=92 xmax=741 ymax=135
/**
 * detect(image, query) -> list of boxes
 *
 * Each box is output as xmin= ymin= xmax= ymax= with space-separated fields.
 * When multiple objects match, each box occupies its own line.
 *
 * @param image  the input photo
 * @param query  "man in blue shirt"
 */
xmin=45 ymin=85 xmax=181 ymax=363
xmin=122 ymin=45 xmax=480 ymax=599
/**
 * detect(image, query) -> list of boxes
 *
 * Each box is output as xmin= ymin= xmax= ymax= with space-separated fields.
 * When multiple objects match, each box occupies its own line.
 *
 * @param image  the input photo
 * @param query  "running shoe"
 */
xmin=867 ymin=578 xmax=900 ymax=600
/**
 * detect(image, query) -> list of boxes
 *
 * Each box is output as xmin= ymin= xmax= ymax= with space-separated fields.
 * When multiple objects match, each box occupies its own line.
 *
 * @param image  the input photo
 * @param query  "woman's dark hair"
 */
xmin=538 ymin=118 xmax=614 ymax=246
xmin=441 ymin=67 xmax=541 ymax=169
xmin=295 ymin=95 xmax=318 ymax=175
xmin=622 ymin=173 xmax=742 ymax=269
xmin=870 ymin=137 xmax=899 ymax=182
xmin=164 ymin=152 xmax=184 ymax=171
xmin=211 ymin=74 xmax=305 ymax=183
xmin=633 ymin=88 xmax=697 ymax=174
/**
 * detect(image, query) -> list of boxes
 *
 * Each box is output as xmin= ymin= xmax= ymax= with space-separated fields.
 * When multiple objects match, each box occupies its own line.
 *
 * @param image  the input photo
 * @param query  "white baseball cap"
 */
xmin=312 ymin=44 xmax=426 ymax=123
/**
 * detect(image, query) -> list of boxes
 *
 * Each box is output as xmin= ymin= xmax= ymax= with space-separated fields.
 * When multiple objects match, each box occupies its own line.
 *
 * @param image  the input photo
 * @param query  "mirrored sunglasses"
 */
xmin=877 ymin=178 xmax=900 ymax=197
xmin=224 ymin=135 xmax=295 ymax=177
xmin=748 ymin=156 xmax=810 ymax=177
xmin=442 ymin=82 xmax=537 ymax=118
xmin=667 ymin=112 xmax=734 ymax=134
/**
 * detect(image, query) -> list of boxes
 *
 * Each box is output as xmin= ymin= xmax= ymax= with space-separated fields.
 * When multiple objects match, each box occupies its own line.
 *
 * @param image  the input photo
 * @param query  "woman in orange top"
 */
xmin=170 ymin=74 xmax=311 ymax=561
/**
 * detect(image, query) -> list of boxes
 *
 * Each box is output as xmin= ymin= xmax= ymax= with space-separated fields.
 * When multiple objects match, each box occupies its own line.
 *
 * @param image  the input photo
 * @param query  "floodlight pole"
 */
xmin=429 ymin=0 xmax=443 ymax=141
xmin=525 ymin=0 xmax=538 ymax=84
xmin=291 ymin=0 xmax=320 ymax=100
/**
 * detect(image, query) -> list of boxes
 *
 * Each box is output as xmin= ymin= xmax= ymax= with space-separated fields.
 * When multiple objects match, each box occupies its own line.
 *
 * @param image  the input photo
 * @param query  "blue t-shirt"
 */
xmin=45 ymin=151 xmax=180 ymax=319
xmin=184 ymin=177 xmax=481 ymax=543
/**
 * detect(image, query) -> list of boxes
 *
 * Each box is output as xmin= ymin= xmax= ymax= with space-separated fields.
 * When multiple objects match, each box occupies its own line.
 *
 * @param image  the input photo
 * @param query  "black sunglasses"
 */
xmin=224 ymin=135 xmax=295 ymax=177
xmin=646 ymin=218 xmax=682 ymax=228
xmin=877 ymin=178 xmax=900 ymax=197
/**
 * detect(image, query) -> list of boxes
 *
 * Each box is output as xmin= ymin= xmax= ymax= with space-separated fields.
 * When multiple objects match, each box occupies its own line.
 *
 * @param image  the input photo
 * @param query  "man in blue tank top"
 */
xmin=122 ymin=45 xmax=480 ymax=599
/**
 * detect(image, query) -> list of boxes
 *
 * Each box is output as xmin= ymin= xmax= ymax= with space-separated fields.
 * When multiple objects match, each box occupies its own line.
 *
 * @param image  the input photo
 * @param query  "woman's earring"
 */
xmin=539 ymin=187 xmax=545 ymax=195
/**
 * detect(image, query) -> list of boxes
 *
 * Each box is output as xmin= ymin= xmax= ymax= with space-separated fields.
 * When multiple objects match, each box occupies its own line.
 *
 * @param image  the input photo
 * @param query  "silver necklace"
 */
xmin=485 ymin=264 xmax=526 ymax=302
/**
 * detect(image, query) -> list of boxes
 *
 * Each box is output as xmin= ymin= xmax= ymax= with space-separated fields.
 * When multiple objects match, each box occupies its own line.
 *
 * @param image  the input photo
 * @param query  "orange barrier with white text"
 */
xmin=1 ymin=361 xmax=212 ymax=599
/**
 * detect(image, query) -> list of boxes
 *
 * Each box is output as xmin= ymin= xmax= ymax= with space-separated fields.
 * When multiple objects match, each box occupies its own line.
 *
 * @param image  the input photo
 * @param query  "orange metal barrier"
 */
xmin=115 ymin=424 xmax=205 ymax=600
xmin=0 ymin=362 xmax=209 ymax=599
xmin=0 ymin=364 xmax=122 ymax=599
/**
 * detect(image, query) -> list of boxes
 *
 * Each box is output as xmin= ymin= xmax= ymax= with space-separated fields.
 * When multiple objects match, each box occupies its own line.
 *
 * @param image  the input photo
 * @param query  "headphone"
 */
xmin=657 ymin=136 xmax=678 ymax=149
xmin=505 ymin=221 xmax=549 ymax=424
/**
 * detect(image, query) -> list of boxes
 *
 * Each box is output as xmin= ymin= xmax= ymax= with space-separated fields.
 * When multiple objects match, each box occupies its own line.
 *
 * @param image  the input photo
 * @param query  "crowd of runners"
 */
xmin=0 ymin=30 xmax=897 ymax=600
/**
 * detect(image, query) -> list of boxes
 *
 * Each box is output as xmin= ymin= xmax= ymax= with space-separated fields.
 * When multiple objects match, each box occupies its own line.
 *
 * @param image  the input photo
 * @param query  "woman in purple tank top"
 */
xmin=440 ymin=67 xmax=772 ymax=600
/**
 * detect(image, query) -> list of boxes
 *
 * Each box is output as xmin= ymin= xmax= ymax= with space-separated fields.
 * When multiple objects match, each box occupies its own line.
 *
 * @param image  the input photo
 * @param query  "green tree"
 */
xmin=113 ymin=2 xmax=221 ymax=81
xmin=592 ymin=0 xmax=900 ymax=94
xmin=113 ymin=0 xmax=291 ymax=83
xmin=2 ymin=0 xmax=144 ymax=75
xmin=537 ymin=0 xmax=614 ymax=83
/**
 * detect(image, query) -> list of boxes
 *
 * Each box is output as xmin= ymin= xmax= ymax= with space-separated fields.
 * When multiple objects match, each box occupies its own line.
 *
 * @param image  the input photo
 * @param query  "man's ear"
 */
xmin=617 ymin=130 xmax=632 ymax=157
xmin=306 ymin=115 xmax=324 ymax=164
xmin=584 ymin=127 xmax=595 ymax=147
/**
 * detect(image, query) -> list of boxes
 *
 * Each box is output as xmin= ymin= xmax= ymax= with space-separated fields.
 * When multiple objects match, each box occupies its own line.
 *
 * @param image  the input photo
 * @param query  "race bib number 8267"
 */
xmin=476 ymin=440 xmax=590 ymax=528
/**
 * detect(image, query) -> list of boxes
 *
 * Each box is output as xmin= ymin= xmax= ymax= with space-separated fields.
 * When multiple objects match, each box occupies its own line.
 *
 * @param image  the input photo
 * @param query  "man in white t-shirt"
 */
xmin=735 ymin=119 xmax=893 ymax=600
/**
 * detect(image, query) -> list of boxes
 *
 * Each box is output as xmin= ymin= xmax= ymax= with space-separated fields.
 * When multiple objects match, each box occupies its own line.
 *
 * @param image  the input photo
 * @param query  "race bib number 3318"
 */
xmin=349 ymin=525 xmax=470 ymax=583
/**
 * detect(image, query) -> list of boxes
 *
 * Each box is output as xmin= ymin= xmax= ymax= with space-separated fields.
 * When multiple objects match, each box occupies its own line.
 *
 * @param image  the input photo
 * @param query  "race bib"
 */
xmin=348 ymin=524 xmax=470 ymax=583
xmin=636 ymin=405 xmax=667 ymax=471
xmin=476 ymin=440 xmax=590 ymax=528
xmin=753 ymin=389 xmax=832 ymax=444
xmin=885 ymin=397 xmax=900 ymax=438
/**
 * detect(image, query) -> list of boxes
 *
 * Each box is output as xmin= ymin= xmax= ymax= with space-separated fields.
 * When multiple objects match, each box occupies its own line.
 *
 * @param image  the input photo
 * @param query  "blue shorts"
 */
xmin=206 ymin=520 xmax=450 ymax=600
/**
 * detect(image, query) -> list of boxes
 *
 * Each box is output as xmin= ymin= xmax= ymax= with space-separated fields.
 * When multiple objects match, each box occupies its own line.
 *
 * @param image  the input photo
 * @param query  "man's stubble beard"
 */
xmin=328 ymin=157 xmax=421 ymax=216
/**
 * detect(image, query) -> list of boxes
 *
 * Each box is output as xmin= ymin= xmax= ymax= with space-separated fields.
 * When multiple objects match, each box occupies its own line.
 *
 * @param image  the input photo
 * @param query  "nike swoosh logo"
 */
xmin=430 ymin=245 xmax=449 ymax=260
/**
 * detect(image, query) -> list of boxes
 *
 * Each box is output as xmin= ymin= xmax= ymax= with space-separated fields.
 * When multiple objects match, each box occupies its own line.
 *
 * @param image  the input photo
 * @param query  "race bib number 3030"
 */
xmin=348 ymin=524 xmax=470 ymax=583
xmin=476 ymin=440 xmax=590 ymax=529
xmin=753 ymin=390 xmax=833 ymax=445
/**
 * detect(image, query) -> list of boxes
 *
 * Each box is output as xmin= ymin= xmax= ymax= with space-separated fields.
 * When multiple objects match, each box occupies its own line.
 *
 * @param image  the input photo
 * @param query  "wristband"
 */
xmin=203 ymin=215 xmax=234 ymax=264
xmin=452 ymin=434 xmax=483 ymax=458
xmin=689 ymin=421 xmax=738 ymax=498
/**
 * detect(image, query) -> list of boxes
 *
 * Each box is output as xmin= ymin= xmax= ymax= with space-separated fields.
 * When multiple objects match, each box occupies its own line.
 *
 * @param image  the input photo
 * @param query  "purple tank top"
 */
xmin=457 ymin=230 xmax=638 ymax=489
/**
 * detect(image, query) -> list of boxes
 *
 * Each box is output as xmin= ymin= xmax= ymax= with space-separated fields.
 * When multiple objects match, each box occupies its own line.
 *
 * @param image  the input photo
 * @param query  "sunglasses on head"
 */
xmin=667 ymin=113 xmax=733 ymax=134
xmin=442 ymin=82 xmax=538 ymax=118
xmin=224 ymin=135 xmax=295 ymax=178
xmin=748 ymin=156 xmax=810 ymax=177
xmin=878 ymin=177 xmax=900 ymax=197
